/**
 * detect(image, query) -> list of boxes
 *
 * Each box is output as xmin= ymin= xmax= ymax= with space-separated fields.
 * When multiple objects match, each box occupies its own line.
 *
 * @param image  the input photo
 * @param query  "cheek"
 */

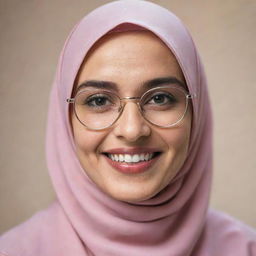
xmin=71 ymin=115 xmax=106 ymax=160
xmin=173 ymin=108 xmax=192 ymax=155
xmin=165 ymin=120 xmax=191 ymax=152
xmin=165 ymin=129 xmax=190 ymax=170
xmin=162 ymin=115 xmax=192 ymax=172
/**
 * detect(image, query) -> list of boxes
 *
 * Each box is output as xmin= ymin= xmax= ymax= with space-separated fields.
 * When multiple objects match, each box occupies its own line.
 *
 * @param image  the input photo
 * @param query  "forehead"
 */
xmin=74 ymin=31 xmax=185 ymax=93
xmin=83 ymin=30 xmax=179 ymax=68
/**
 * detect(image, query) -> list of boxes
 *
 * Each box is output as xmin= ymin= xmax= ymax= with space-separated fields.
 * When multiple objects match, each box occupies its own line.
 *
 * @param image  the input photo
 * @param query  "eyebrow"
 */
xmin=144 ymin=77 xmax=186 ymax=90
xmin=75 ymin=76 xmax=186 ymax=94
xmin=76 ymin=80 xmax=117 ymax=93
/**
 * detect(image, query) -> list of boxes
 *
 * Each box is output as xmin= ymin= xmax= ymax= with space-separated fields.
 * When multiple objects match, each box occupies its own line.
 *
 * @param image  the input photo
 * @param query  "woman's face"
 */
xmin=71 ymin=31 xmax=192 ymax=203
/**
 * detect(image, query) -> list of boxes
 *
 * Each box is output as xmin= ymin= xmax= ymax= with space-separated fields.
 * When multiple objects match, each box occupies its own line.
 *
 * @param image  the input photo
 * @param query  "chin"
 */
xmin=105 ymin=184 xmax=162 ymax=203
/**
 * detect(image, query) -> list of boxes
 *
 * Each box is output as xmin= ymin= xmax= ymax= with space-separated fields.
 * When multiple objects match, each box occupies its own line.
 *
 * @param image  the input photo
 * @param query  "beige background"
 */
xmin=0 ymin=0 xmax=255 ymax=234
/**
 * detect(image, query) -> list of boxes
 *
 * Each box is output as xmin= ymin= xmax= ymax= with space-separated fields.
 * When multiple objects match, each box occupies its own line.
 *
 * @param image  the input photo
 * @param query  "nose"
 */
xmin=113 ymin=102 xmax=151 ymax=142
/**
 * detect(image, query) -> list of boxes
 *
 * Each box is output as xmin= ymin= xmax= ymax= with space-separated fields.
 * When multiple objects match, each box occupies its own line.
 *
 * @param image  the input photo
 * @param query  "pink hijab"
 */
xmin=1 ymin=1 xmax=255 ymax=255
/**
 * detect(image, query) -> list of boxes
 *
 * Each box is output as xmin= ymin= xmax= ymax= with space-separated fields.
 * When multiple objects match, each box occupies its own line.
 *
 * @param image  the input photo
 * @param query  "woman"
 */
xmin=0 ymin=1 xmax=255 ymax=255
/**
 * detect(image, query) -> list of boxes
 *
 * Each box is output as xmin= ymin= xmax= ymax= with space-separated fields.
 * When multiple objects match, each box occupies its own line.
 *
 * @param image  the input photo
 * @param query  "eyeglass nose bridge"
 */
xmin=118 ymin=96 xmax=143 ymax=113
xmin=121 ymin=96 xmax=141 ymax=101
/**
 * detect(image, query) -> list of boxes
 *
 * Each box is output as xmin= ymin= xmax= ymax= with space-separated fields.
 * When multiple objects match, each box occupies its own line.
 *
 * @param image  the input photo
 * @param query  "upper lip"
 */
xmin=102 ymin=147 xmax=162 ymax=154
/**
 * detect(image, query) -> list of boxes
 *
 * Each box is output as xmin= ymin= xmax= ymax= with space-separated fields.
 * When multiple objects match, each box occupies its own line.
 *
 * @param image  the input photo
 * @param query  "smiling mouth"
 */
xmin=103 ymin=152 xmax=161 ymax=164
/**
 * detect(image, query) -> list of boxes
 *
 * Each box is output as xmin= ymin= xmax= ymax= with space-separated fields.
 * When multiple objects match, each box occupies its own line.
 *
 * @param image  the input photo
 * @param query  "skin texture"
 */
xmin=71 ymin=31 xmax=192 ymax=203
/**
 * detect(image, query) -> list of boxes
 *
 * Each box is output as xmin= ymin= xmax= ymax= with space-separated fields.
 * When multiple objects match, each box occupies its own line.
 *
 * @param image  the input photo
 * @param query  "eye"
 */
xmin=76 ymin=91 xmax=120 ymax=114
xmin=147 ymin=92 xmax=177 ymax=105
xmin=86 ymin=94 xmax=112 ymax=107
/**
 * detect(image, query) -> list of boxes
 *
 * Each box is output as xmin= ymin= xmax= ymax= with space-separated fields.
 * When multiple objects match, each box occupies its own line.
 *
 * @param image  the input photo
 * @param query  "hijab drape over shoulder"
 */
xmin=0 ymin=1 xmax=255 ymax=255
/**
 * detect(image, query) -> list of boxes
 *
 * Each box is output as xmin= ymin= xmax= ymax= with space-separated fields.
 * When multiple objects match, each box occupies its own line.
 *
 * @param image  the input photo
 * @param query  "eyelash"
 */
xmin=146 ymin=93 xmax=177 ymax=105
xmin=84 ymin=92 xmax=177 ymax=108
xmin=85 ymin=94 xmax=113 ymax=107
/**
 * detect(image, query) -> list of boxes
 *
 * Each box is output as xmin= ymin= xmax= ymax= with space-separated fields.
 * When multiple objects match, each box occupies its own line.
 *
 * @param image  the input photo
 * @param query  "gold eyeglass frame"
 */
xmin=66 ymin=85 xmax=196 ymax=131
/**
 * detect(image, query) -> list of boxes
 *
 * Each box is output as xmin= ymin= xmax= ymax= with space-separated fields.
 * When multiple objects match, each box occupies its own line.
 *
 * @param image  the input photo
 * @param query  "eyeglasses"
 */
xmin=66 ymin=85 xmax=195 ymax=130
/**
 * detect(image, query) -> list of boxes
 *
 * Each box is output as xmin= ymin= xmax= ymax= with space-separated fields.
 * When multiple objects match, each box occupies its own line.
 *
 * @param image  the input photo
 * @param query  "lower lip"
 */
xmin=103 ymin=154 xmax=160 ymax=174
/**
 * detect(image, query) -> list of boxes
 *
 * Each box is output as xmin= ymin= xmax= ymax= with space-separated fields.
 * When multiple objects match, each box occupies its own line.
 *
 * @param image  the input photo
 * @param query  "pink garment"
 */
xmin=0 ymin=1 xmax=255 ymax=255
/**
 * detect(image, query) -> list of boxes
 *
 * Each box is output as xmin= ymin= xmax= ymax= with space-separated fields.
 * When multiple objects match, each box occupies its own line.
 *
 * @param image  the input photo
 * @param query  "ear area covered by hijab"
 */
xmin=0 ymin=1 xmax=255 ymax=256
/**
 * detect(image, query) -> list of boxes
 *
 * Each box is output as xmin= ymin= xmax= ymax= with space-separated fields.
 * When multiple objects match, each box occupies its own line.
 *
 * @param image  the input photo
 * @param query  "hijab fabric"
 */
xmin=0 ymin=1 xmax=255 ymax=256
xmin=47 ymin=1 xmax=212 ymax=255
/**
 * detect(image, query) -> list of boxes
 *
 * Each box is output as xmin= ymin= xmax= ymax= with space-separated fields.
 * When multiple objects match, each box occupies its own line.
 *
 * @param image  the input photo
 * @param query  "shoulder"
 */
xmin=207 ymin=209 xmax=256 ymax=235
xmin=0 ymin=201 xmax=63 ymax=256
xmin=195 ymin=208 xmax=256 ymax=255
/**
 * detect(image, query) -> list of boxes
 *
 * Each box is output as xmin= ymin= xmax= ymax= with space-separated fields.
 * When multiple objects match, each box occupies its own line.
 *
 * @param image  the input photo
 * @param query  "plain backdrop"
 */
xmin=0 ymin=0 xmax=255 ymax=234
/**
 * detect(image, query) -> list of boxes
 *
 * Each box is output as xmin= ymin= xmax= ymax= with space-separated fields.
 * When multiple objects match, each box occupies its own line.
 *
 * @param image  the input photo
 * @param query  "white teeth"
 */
xmin=124 ymin=154 xmax=132 ymax=162
xmin=132 ymin=155 xmax=140 ymax=163
xmin=107 ymin=153 xmax=155 ymax=163
xmin=119 ymin=154 xmax=124 ymax=161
